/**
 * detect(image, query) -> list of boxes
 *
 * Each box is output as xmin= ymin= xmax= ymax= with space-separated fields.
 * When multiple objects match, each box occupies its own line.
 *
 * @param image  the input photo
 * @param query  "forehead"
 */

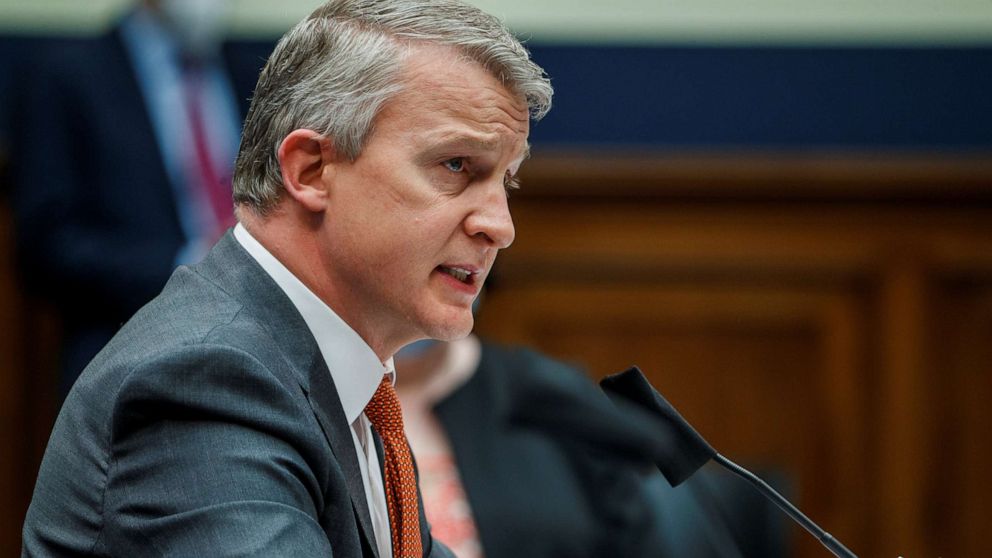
xmin=372 ymin=44 xmax=530 ymax=147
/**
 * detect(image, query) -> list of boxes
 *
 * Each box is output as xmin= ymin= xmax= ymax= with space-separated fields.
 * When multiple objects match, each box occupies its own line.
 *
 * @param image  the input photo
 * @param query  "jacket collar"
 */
xmin=193 ymin=231 xmax=380 ymax=556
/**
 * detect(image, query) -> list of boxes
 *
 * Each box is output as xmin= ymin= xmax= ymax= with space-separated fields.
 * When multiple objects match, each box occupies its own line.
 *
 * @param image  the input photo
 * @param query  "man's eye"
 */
xmin=443 ymin=158 xmax=465 ymax=172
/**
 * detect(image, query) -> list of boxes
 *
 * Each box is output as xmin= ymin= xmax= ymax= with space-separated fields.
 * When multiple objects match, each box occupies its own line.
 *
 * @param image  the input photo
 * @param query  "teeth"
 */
xmin=442 ymin=267 xmax=471 ymax=283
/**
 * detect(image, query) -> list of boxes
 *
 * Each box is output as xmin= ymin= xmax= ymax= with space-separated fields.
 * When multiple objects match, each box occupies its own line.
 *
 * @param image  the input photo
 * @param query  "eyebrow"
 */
xmin=420 ymin=135 xmax=531 ymax=163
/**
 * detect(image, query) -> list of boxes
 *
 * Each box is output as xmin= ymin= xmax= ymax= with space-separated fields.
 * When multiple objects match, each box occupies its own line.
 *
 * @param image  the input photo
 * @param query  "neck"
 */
xmin=239 ymin=208 xmax=403 ymax=361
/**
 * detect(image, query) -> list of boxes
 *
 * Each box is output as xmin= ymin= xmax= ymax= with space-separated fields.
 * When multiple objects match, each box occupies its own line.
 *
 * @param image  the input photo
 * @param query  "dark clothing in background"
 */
xmin=432 ymin=343 xmax=785 ymax=558
xmin=432 ymin=343 xmax=666 ymax=557
xmin=8 ymin=23 xmax=269 ymax=393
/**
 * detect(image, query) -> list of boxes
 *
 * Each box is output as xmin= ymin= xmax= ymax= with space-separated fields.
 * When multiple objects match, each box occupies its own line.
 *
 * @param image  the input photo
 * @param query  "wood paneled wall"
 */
xmin=475 ymin=151 xmax=992 ymax=558
xmin=2 ymin=151 xmax=990 ymax=556
xmin=0 ymin=201 xmax=30 ymax=555
xmin=1 ymin=196 xmax=64 ymax=556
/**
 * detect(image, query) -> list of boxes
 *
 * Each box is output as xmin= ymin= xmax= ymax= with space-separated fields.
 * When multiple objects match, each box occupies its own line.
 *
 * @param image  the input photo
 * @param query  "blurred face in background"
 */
xmin=151 ymin=0 xmax=231 ymax=57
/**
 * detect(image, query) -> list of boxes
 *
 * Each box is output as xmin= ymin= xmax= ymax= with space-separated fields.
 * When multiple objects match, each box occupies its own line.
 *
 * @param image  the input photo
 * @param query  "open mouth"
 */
xmin=438 ymin=265 xmax=476 ymax=285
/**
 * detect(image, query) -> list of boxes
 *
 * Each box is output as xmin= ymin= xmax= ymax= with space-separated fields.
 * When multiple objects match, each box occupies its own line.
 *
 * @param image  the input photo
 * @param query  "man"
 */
xmin=21 ymin=0 xmax=552 ymax=556
xmin=11 ymin=0 xmax=260 ymax=393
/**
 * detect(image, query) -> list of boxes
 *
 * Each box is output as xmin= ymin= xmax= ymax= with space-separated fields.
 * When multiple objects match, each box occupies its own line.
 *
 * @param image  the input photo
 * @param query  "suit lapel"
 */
xmin=307 ymin=363 xmax=380 ymax=558
xmin=194 ymin=233 xmax=380 ymax=557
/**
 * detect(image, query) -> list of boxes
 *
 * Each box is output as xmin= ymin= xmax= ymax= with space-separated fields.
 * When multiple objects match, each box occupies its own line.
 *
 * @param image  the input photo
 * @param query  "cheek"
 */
xmin=340 ymin=181 xmax=468 ymax=264
xmin=414 ymin=205 xmax=469 ymax=241
xmin=380 ymin=214 xmax=464 ymax=278
xmin=369 ymin=216 xmax=436 ymax=265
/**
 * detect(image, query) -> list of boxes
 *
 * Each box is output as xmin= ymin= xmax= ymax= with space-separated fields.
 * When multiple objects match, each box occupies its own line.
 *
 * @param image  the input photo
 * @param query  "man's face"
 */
xmin=318 ymin=44 xmax=530 ymax=356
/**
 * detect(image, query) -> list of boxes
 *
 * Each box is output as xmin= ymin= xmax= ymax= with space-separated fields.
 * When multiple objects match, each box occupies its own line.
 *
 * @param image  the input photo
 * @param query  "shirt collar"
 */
xmin=234 ymin=224 xmax=391 ymax=423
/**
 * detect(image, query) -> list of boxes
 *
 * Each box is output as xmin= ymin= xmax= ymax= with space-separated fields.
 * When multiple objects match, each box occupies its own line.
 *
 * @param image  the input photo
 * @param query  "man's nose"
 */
xmin=464 ymin=182 xmax=515 ymax=249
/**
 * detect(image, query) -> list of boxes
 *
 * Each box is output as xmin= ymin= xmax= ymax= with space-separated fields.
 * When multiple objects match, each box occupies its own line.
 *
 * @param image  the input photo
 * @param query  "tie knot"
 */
xmin=365 ymin=377 xmax=404 ymax=435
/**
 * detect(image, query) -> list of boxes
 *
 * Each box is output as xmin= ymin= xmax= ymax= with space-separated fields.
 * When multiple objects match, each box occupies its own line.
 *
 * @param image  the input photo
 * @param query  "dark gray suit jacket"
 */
xmin=22 ymin=233 xmax=451 ymax=557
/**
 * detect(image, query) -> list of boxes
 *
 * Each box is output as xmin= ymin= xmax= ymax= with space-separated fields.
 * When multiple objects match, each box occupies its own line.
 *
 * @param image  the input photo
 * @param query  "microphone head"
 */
xmin=600 ymin=366 xmax=716 ymax=486
xmin=506 ymin=360 xmax=677 ymax=468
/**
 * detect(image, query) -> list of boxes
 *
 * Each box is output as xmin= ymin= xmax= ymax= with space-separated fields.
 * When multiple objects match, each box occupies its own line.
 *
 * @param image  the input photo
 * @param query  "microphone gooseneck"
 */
xmin=713 ymin=454 xmax=857 ymax=558
xmin=601 ymin=366 xmax=858 ymax=558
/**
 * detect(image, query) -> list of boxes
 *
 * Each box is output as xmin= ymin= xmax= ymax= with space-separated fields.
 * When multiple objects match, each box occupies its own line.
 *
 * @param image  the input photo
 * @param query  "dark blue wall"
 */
xmin=527 ymin=44 xmax=992 ymax=149
xmin=3 ymin=36 xmax=991 ymax=153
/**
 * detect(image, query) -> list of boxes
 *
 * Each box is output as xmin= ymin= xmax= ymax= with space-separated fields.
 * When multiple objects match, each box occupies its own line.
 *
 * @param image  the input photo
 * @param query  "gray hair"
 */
xmin=233 ymin=0 xmax=553 ymax=214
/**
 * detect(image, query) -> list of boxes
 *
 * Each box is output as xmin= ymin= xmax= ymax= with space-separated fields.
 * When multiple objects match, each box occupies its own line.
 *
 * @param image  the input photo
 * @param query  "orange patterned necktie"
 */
xmin=364 ymin=377 xmax=423 ymax=558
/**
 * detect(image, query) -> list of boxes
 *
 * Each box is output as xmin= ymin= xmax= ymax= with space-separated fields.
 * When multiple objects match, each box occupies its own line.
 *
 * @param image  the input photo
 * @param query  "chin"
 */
xmin=422 ymin=311 xmax=474 ymax=342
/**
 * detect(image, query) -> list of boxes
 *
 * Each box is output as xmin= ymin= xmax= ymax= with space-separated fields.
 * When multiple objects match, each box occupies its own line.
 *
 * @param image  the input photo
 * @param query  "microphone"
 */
xmin=600 ymin=367 xmax=858 ymax=558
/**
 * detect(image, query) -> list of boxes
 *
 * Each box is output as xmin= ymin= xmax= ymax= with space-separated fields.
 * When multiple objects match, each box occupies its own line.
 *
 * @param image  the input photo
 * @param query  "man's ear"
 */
xmin=277 ymin=129 xmax=337 ymax=212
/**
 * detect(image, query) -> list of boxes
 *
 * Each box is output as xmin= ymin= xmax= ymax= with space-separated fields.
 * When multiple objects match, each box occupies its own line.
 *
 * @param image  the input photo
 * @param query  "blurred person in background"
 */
xmin=9 ymin=0 xmax=256 ymax=395
xmin=395 ymin=333 xmax=787 ymax=557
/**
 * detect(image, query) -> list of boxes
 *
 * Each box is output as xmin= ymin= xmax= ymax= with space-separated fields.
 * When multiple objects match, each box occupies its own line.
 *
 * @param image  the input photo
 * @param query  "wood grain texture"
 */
xmin=476 ymin=150 xmax=992 ymax=558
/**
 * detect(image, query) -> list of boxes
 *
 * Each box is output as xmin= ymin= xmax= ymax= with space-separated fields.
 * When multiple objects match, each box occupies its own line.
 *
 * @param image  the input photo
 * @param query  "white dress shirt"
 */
xmin=234 ymin=224 xmax=394 ymax=558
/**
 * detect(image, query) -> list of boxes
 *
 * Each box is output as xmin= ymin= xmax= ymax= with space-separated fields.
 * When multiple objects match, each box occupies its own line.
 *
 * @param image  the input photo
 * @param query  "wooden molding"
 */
xmin=519 ymin=149 xmax=992 ymax=201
